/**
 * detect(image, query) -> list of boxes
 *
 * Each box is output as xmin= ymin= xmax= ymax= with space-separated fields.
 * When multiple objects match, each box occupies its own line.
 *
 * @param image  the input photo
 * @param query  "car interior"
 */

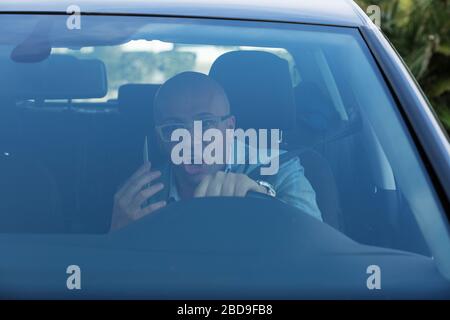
xmin=0 ymin=18 xmax=432 ymax=260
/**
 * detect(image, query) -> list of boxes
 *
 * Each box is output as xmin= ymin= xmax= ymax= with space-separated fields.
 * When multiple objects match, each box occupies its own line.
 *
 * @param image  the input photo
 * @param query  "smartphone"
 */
xmin=143 ymin=135 xmax=149 ymax=164
xmin=141 ymin=135 xmax=152 ymax=192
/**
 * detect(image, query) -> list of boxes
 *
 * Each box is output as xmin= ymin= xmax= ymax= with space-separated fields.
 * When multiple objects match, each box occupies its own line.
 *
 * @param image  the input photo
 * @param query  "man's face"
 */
xmin=154 ymin=78 xmax=235 ymax=186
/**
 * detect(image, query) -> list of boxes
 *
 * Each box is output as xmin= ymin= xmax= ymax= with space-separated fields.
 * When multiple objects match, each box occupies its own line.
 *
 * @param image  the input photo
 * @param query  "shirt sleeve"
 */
xmin=267 ymin=157 xmax=323 ymax=222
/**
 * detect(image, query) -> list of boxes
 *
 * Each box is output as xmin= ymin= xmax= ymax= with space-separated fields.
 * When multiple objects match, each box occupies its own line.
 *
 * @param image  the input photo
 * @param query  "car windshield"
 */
xmin=0 ymin=14 xmax=449 ymax=296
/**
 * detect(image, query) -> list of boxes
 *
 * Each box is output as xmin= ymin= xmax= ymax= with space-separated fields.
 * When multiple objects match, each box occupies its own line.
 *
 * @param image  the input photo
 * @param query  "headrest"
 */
xmin=295 ymin=82 xmax=340 ymax=131
xmin=118 ymin=83 xmax=160 ymax=117
xmin=0 ymin=55 xmax=107 ymax=99
xmin=209 ymin=51 xmax=296 ymax=131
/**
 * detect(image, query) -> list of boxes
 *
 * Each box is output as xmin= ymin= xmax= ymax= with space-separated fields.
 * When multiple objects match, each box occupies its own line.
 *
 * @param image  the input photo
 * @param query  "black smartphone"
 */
xmin=143 ymin=135 xmax=149 ymax=164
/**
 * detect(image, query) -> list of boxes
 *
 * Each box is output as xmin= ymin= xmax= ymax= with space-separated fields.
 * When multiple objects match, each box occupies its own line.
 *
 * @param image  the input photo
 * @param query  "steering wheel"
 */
xmin=111 ymin=195 xmax=347 ymax=256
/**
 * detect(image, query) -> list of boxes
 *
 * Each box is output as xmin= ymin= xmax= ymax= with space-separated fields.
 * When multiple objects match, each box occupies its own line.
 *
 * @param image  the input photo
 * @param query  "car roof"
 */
xmin=0 ymin=0 xmax=369 ymax=27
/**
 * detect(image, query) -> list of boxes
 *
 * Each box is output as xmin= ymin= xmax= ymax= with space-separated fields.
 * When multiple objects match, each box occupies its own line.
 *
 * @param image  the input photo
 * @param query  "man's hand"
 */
xmin=194 ymin=171 xmax=267 ymax=198
xmin=111 ymin=162 xmax=166 ymax=231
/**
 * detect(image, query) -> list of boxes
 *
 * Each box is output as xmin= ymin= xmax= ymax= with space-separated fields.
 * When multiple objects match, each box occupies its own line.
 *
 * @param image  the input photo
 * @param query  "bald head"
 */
xmin=153 ymin=71 xmax=230 ymax=124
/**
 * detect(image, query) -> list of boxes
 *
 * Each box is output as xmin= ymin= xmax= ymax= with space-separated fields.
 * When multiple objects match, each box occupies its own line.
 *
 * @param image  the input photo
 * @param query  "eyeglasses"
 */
xmin=155 ymin=114 xmax=231 ymax=142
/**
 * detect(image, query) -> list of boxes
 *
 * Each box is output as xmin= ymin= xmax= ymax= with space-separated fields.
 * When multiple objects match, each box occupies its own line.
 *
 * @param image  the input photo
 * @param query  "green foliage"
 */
xmin=355 ymin=0 xmax=450 ymax=133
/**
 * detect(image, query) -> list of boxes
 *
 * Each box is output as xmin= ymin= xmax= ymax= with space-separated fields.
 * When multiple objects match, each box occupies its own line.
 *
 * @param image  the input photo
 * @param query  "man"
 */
xmin=111 ymin=72 xmax=322 ymax=230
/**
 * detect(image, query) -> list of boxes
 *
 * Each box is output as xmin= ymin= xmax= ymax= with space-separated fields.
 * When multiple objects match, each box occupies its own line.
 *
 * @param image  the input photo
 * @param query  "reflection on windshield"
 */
xmin=0 ymin=15 xmax=446 ymax=261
